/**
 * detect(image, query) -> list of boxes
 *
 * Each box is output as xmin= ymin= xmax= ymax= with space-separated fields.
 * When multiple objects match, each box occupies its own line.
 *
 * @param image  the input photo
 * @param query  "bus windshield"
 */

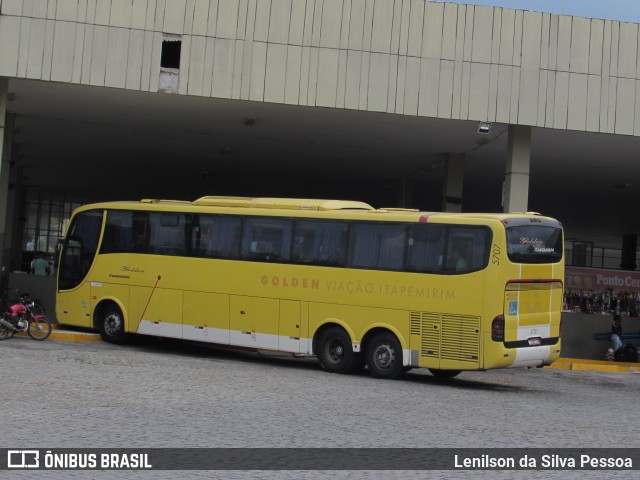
xmin=505 ymin=223 xmax=563 ymax=264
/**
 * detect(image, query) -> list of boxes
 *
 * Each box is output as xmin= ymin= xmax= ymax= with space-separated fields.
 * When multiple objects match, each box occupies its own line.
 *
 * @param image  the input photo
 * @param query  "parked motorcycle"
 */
xmin=0 ymin=293 xmax=52 ymax=341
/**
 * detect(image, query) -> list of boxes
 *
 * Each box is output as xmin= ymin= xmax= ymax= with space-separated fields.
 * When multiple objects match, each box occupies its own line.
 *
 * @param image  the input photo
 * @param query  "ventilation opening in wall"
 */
xmin=161 ymin=39 xmax=182 ymax=69
xmin=159 ymin=34 xmax=182 ymax=94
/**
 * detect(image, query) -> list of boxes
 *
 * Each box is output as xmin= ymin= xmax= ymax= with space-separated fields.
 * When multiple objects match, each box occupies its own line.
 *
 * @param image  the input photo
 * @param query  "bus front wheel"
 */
xmin=366 ymin=332 xmax=403 ymax=379
xmin=316 ymin=327 xmax=359 ymax=374
xmin=99 ymin=304 xmax=126 ymax=344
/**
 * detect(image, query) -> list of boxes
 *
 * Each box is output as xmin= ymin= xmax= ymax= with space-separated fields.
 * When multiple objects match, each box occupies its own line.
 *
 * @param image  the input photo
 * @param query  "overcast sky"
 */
xmin=436 ymin=0 xmax=640 ymax=23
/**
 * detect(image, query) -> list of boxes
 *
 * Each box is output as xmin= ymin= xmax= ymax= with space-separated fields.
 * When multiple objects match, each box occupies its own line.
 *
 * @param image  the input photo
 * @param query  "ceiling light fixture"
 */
xmin=478 ymin=121 xmax=492 ymax=134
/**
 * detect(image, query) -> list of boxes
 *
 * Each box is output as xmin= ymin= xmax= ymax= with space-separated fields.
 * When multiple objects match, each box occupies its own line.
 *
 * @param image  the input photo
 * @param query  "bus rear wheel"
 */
xmin=99 ymin=304 xmax=127 ymax=344
xmin=316 ymin=327 xmax=359 ymax=374
xmin=366 ymin=332 xmax=403 ymax=379
xmin=429 ymin=368 xmax=461 ymax=378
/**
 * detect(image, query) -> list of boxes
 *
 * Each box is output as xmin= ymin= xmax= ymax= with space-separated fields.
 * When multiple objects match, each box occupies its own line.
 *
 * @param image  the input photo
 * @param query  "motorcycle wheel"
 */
xmin=28 ymin=317 xmax=52 ymax=341
xmin=0 ymin=324 xmax=9 ymax=340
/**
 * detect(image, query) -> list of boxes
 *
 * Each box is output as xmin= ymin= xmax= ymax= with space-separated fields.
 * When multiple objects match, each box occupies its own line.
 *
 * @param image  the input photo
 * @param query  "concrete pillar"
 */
xmin=0 ymin=78 xmax=9 ymax=269
xmin=442 ymin=153 xmax=464 ymax=212
xmin=503 ymin=125 xmax=531 ymax=213
xmin=620 ymin=234 xmax=637 ymax=270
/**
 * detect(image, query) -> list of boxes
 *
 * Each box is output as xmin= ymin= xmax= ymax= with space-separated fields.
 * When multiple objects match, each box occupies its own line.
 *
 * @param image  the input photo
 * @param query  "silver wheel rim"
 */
xmin=373 ymin=343 xmax=396 ymax=370
xmin=325 ymin=338 xmax=346 ymax=365
xmin=104 ymin=312 xmax=122 ymax=336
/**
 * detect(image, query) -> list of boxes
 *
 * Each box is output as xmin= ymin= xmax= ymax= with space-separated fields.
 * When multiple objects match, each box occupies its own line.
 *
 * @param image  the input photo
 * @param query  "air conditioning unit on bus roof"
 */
xmin=192 ymin=196 xmax=374 ymax=211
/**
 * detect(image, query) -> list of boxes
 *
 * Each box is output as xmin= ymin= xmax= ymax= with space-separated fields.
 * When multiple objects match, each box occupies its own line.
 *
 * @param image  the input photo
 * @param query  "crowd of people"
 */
xmin=563 ymin=289 xmax=640 ymax=316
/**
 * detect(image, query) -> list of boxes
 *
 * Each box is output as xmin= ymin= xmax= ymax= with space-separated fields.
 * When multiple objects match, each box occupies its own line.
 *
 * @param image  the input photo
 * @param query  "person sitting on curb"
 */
xmin=611 ymin=315 xmax=623 ymax=360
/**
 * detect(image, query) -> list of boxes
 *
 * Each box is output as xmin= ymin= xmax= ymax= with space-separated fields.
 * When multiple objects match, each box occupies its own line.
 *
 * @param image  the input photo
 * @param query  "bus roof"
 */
xmin=75 ymin=196 xmax=560 ymax=225
xmin=190 ymin=196 xmax=374 ymax=211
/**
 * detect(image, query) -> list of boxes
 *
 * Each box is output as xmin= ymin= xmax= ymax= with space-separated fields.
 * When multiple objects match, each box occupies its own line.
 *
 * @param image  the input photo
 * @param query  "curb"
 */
xmin=546 ymin=357 xmax=640 ymax=373
xmin=50 ymin=328 xmax=102 ymax=342
xmin=15 ymin=326 xmax=101 ymax=342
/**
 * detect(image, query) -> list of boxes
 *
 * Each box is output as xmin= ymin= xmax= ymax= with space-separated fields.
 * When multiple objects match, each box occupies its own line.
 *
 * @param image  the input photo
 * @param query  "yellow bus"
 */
xmin=56 ymin=196 xmax=564 ymax=379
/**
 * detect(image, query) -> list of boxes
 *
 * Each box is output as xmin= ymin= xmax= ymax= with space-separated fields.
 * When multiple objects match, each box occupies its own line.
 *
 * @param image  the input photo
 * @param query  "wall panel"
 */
xmin=105 ymin=27 xmax=129 ymax=88
xmin=249 ymin=41 xmax=267 ymax=101
xmin=586 ymin=75 xmax=602 ymax=132
xmin=187 ymin=36 xmax=206 ymax=95
xmin=468 ymin=62 xmax=490 ymax=121
xmin=567 ymin=73 xmax=588 ymax=131
xmin=211 ymin=38 xmax=235 ymax=98
xmin=570 ymin=17 xmax=589 ymax=74
xmin=264 ymin=42 xmax=288 ymax=103
xmin=17 ymin=17 xmax=31 ymax=78
xmin=51 ymin=21 xmax=77 ymax=82
xmin=371 ymin=0 xmax=393 ymax=54
xmin=320 ymin=0 xmax=343 ymax=49
xmin=615 ymin=77 xmax=636 ymax=134
xmin=282 ymin=44 xmax=301 ymax=104
xmin=423 ymin=1 xmax=443 ymax=60
xmin=126 ymin=29 xmax=145 ymax=89
xmin=163 ymin=0 xmax=186 ymax=34
xmin=0 ymin=16 xmax=20 ymax=77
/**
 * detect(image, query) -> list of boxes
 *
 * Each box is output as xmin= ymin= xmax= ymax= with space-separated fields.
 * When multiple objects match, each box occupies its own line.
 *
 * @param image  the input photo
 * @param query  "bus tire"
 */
xmin=366 ymin=331 xmax=403 ymax=379
xmin=428 ymin=368 xmax=461 ymax=378
xmin=99 ymin=303 xmax=127 ymax=344
xmin=316 ymin=327 xmax=358 ymax=374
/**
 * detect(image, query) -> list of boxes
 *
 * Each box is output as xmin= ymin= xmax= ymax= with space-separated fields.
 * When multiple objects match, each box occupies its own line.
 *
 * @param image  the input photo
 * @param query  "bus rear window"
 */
xmin=506 ymin=224 xmax=563 ymax=264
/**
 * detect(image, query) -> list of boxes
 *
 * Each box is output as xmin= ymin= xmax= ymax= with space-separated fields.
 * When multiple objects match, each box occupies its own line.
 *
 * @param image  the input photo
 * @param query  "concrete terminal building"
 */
xmin=2 ymin=0 xmax=640 ymax=275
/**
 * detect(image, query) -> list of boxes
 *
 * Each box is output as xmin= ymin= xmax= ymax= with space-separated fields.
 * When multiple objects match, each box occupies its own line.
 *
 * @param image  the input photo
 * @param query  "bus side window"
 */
xmin=445 ymin=227 xmax=490 ymax=273
xmin=349 ymin=223 xmax=406 ymax=270
xmin=194 ymin=215 xmax=241 ymax=259
xmin=148 ymin=213 xmax=189 ymax=256
xmin=293 ymin=220 xmax=347 ymax=266
xmin=101 ymin=210 xmax=147 ymax=254
xmin=241 ymin=218 xmax=293 ymax=262
xmin=407 ymin=225 xmax=445 ymax=273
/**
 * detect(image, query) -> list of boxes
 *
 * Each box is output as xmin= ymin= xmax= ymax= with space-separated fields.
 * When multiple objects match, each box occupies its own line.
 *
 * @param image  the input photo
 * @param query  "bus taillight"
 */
xmin=491 ymin=315 xmax=505 ymax=342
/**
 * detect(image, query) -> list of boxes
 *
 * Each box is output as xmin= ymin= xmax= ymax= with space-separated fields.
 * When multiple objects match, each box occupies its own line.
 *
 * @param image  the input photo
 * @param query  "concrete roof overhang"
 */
xmin=7 ymin=78 xmax=640 ymax=249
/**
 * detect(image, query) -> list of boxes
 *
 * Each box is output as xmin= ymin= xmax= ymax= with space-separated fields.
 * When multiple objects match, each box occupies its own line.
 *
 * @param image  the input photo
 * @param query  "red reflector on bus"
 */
xmin=419 ymin=215 xmax=429 ymax=223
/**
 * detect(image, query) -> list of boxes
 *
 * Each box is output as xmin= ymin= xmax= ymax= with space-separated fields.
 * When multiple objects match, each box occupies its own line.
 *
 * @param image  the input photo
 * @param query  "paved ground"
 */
xmin=1 ymin=336 xmax=638 ymax=479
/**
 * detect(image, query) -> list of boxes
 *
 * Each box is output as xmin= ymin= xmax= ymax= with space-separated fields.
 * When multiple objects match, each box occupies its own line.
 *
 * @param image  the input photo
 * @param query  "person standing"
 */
xmin=30 ymin=251 xmax=50 ymax=276
xmin=610 ymin=314 xmax=623 ymax=354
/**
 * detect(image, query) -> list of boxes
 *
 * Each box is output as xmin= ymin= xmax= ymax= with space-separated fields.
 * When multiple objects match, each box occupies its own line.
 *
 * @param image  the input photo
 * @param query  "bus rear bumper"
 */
xmin=507 ymin=343 xmax=561 ymax=368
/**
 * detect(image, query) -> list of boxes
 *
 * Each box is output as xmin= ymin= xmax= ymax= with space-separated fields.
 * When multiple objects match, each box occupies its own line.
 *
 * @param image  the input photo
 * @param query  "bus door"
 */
xmin=57 ymin=210 xmax=103 ymax=328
